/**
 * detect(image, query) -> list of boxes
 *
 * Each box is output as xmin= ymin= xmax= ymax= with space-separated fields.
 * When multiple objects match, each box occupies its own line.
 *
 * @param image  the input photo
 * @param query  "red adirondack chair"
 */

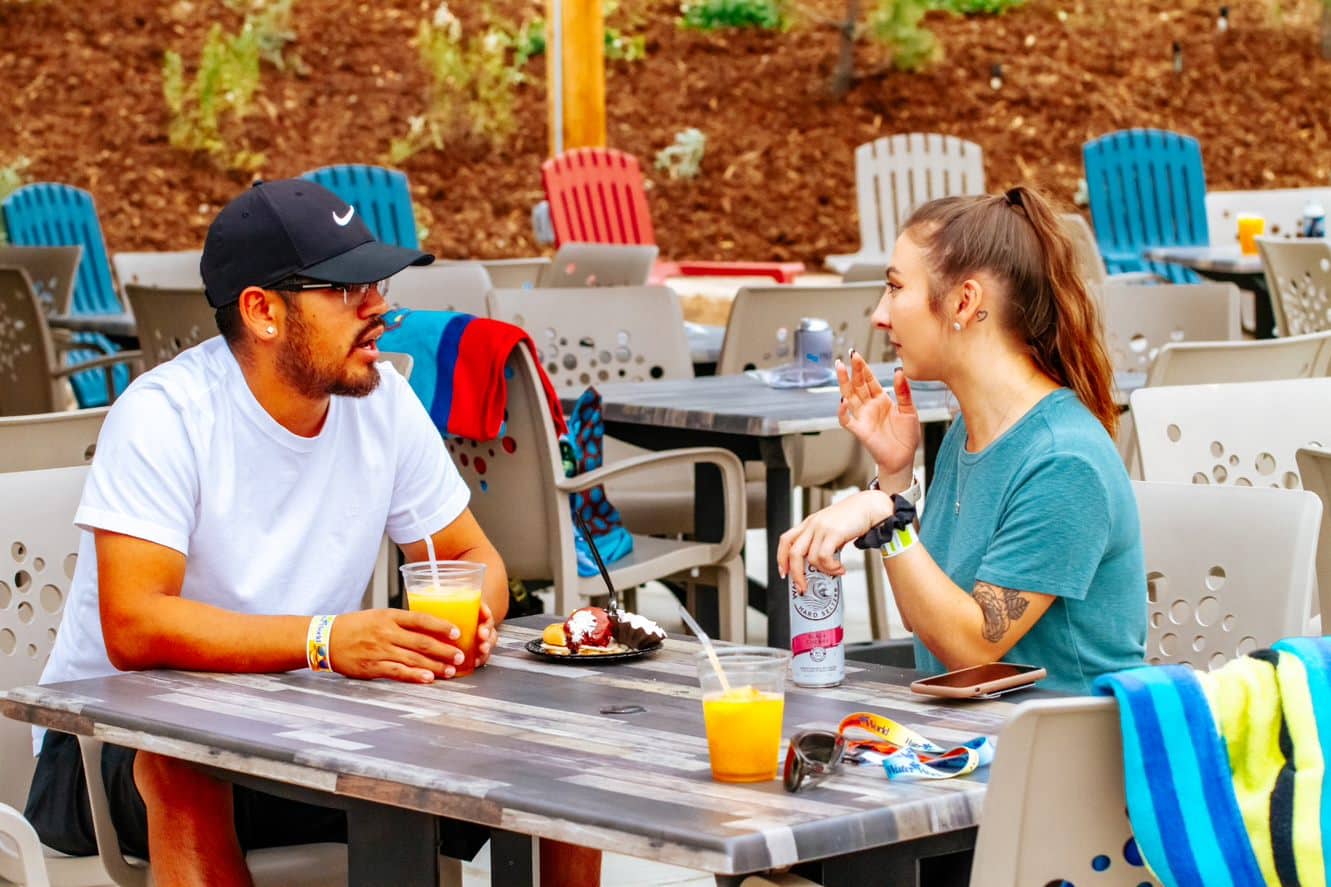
xmin=540 ymin=147 xmax=804 ymax=285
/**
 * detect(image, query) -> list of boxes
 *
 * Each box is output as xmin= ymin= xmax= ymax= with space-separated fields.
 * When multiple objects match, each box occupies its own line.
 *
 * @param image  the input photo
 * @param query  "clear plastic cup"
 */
xmin=400 ymin=561 xmax=485 ymax=676
xmin=697 ymin=647 xmax=791 ymax=782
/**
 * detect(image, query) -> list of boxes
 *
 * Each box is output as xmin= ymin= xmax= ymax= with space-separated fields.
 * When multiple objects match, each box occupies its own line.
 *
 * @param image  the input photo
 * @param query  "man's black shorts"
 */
xmin=25 ymin=730 xmax=489 ymax=861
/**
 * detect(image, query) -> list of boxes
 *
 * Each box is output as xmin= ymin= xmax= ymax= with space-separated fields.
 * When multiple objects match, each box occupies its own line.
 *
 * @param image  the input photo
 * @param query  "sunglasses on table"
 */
xmin=270 ymin=276 xmax=390 ymax=305
xmin=783 ymin=729 xmax=850 ymax=793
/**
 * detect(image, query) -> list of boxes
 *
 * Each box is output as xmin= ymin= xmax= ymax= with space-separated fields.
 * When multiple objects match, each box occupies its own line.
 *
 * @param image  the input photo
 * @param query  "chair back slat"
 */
xmin=542 ymin=148 xmax=656 ymax=247
xmin=300 ymin=164 xmax=419 ymax=249
xmin=856 ymin=133 xmax=985 ymax=259
xmin=390 ymin=264 xmax=492 ymax=315
xmin=0 ymin=245 xmax=82 ymax=316
xmin=1097 ymin=281 xmax=1240 ymax=373
xmin=0 ymin=408 xmax=108 ymax=472
xmin=1083 ymin=129 xmax=1208 ymax=282
xmin=718 ymin=283 xmax=885 ymax=374
xmin=112 ymin=250 xmax=203 ymax=294
xmin=1149 ymin=330 xmax=1331 ymax=387
xmin=0 ymin=266 xmax=61 ymax=416
xmin=2 ymin=184 xmax=121 ymax=315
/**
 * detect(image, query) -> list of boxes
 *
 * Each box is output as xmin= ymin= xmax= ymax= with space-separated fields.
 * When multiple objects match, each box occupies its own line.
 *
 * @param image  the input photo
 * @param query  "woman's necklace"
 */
xmin=954 ymin=398 xmax=1022 ymax=516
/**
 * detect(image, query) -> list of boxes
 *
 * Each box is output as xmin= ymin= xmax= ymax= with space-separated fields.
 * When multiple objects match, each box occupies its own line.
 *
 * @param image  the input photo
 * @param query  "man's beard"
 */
xmin=275 ymin=304 xmax=381 ymax=399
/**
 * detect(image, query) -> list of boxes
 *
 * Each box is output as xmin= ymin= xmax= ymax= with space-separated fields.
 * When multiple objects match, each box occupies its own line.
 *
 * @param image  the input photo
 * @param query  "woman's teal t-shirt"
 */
xmin=914 ymin=389 xmax=1146 ymax=695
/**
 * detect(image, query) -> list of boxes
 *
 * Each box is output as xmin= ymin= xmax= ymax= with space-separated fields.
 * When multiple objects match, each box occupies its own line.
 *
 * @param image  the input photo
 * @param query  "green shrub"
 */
xmin=870 ymin=0 xmax=939 ymax=71
xmin=928 ymin=0 xmax=1024 ymax=14
xmin=388 ymin=4 xmax=524 ymax=164
xmin=655 ymin=128 xmax=706 ymax=180
xmin=515 ymin=7 xmax=646 ymax=66
xmin=680 ymin=0 xmax=787 ymax=31
xmin=225 ymin=0 xmax=306 ymax=73
xmin=162 ymin=21 xmax=265 ymax=171
xmin=0 ymin=156 xmax=31 ymax=244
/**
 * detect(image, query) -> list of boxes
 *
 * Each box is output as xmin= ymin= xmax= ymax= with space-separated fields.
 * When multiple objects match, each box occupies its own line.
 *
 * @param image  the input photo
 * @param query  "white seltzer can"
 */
xmin=790 ymin=565 xmax=845 ymax=687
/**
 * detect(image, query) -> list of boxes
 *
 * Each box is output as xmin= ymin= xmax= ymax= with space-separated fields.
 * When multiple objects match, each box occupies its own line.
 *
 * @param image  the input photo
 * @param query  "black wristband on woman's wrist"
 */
xmin=852 ymin=495 xmax=918 ymax=550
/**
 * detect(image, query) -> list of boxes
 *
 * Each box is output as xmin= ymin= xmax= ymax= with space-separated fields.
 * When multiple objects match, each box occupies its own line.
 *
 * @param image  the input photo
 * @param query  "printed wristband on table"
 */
xmin=837 ymin=712 xmax=994 ymax=780
xmin=307 ymin=615 xmax=336 ymax=673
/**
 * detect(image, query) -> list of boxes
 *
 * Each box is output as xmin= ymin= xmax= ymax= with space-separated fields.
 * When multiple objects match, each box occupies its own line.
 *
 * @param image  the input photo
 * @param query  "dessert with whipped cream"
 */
xmin=540 ymin=606 xmax=667 ymax=656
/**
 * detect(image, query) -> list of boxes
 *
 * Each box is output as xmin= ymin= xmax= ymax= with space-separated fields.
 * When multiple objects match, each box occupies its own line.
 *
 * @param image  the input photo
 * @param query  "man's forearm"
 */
xmin=102 ymin=596 xmax=310 ymax=673
xmin=458 ymin=543 xmax=509 ymax=623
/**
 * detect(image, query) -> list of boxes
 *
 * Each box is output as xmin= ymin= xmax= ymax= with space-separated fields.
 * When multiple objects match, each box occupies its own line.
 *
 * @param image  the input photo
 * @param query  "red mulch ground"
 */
xmin=2 ymin=0 xmax=1329 ymax=265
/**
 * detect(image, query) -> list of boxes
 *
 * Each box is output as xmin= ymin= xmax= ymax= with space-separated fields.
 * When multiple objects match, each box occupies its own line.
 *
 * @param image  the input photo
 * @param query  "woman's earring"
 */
xmin=952 ymin=321 xmax=962 ymax=331
xmin=266 ymin=326 xmax=276 ymax=335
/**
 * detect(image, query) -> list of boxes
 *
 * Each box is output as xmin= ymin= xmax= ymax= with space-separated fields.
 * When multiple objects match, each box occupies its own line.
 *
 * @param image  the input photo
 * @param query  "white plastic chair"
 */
xmin=390 ymin=263 xmax=492 ymax=315
xmin=1131 ymin=378 xmax=1331 ymax=490
xmin=826 ymin=133 xmax=985 ymax=273
xmin=538 ymin=243 xmax=658 ymax=287
xmin=110 ymin=251 xmax=203 ymax=296
xmin=1097 ymin=281 xmax=1241 ymax=375
xmin=1256 ymin=236 xmax=1331 ymax=336
xmin=121 ymin=286 xmax=217 ymax=371
xmin=0 ymin=409 xmax=107 ymax=473
xmin=1205 ymin=187 xmax=1331 ymax=246
xmin=1147 ymin=330 xmax=1331 ymax=387
xmin=1295 ymin=444 xmax=1331 ymax=632
xmin=1059 ymin=214 xmax=1159 ymax=287
xmin=0 ymin=246 xmax=82 ymax=316
xmin=0 ymin=467 xmax=114 ymax=887
xmin=1134 ymin=481 xmax=1319 ymax=668
xmin=969 ymin=697 xmax=1155 ymax=887
xmin=456 ymin=257 xmax=549 ymax=290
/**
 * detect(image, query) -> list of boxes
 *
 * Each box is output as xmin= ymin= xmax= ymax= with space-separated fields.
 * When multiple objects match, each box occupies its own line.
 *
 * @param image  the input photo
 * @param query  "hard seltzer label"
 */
xmin=790 ymin=565 xmax=845 ymax=687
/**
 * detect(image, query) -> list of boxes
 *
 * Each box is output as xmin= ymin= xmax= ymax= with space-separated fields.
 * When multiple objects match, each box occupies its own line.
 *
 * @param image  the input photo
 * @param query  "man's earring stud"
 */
xmin=266 ymin=326 xmax=276 ymax=335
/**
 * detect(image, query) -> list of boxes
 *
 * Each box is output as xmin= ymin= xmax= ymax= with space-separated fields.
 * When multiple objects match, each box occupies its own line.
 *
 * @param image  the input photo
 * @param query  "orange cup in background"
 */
xmin=1237 ymin=214 xmax=1266 ymax=255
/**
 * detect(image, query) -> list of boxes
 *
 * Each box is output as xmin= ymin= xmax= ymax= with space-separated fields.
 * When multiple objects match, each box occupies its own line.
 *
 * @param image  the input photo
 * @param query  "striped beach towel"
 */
xmin=1093 ymin=637 xmax=1331 ymax=887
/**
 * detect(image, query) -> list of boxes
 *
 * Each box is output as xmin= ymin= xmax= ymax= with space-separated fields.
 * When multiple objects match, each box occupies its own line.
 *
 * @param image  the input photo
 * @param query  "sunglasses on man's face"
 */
xmin=783 ymin=730 xmax=848 ymax=793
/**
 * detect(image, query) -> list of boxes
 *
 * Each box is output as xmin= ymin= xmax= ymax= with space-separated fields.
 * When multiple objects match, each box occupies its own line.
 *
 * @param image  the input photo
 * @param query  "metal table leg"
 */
xmin=490 ymin=829 xmax=536 ymax=887
xmin=346 ymin=800 xmax=438 ymax=887
xmin=761 ymin=438 xmax=792 ymax=648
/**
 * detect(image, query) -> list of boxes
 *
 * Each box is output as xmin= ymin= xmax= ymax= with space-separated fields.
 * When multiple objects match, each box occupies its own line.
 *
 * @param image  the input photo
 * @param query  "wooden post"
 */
xmin=546 ymin=0 xmax=606 ymax=154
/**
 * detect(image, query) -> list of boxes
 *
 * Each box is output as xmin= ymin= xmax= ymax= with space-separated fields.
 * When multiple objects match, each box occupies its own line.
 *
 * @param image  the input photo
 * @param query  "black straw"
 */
xmin=573 ymin=511 xmax=621 ymax=613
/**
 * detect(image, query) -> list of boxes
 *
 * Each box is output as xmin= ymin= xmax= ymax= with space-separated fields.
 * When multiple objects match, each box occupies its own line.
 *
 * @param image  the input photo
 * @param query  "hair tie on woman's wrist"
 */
xmin=853 ymin=495 xmax=918 ymax=551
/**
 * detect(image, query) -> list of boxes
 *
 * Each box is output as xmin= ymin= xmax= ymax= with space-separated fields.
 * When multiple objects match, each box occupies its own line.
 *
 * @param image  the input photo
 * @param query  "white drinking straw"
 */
xmin=409 ymin=507 xmax=441 ymax=588
xmin=675 ymin=602 xmax=731 ymax=695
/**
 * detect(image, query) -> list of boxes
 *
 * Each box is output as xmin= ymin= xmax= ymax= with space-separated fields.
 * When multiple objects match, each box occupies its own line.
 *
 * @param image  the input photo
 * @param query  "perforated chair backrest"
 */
xmin=488 ymin=286 xmax=692 ymax=395
xmin=851 ymin=134 xmax=985 ymax=262
xmin=390 ymin=263 xmax=492 ymax=315
xmin=1205 ymin=187 xmax=1331 ymax=246
xmin=1131 ymin=377 xmax=1331 ymax=490
xmin=0 ymin=408 xmax=107 ymax=472
xmin=540 ymin=147 xmax=656 ymax=247
xmin=1256 ymin=237 xmax=1331 ymax=337
xmin=470 ymin=257 xmax=549 ymax=290
xmin=718 ymin=283 xmax=883 ymax=374
xmin=1134 ymin=480 xmax=1319 ymax=666
xmin=969 ymin=697 xmax=1154 ymax=887
xmin=300 ymin=164 xmax=419 ymax=249
xmin=442 ymin=347 xmax=568 ymax=583
xmin=0 ymin=245 xmax=82 ymax=316
xmin=111 ymin=250 xmax=203 ymax=293
xmin=1060 ymin=212 xmax=1108 ymax=286
xmin=539 ymin=243 xmax=658 ymax=287
xmin=123 ymin=285 xmax=218 ymax=370
xmin=0 ymin=267 xmax=61 ymax=416
xmin=1295 ymin=445 xmax=1331 ymax=627
xmin=1097 ymin=281 xmax=1240 ymax=373
xmin=1083 ymin=129 xmax=1208 ymax=283
xmin=2 ymin=183 xmax=121 ymax=315
xmin=0 ymin=466 xmax=88 ymax=810
xmin=1148 ymin=330 xmax=1331 ymax=387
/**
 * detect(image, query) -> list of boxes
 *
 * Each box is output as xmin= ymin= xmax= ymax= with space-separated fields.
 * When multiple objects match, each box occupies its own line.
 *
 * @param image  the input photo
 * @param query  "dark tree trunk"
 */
xmin=829 ymin=0 xmax=861 ymax=99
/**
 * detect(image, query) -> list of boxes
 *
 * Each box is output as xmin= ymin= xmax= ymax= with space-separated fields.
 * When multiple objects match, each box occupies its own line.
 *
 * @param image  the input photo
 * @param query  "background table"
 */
xmin=1144 ymin=246 xmax=1274 ymax=338
xmin=2 ymin=617 xmax=1028 ymax=886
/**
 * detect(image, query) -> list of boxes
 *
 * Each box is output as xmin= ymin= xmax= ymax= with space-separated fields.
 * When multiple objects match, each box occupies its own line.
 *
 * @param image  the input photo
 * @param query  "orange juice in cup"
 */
xmin=1237 ymin=214 xmax=1266 ymax=255
xmin=400 ymin=562 xmax=485 ymax=675
xmin=697 ymin=647 xmax=790 ymax=782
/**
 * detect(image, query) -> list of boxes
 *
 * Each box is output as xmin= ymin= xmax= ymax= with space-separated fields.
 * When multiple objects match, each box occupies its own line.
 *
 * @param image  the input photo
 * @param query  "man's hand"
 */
xmin=328 ymin=609 xmax=465 ymax=684
xmin=474 ymin=603 xmax=498 ymax=668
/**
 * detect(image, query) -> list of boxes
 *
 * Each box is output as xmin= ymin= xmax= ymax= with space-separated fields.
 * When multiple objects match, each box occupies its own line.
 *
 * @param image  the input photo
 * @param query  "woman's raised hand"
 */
xmin=837 ymin=352 xmax=921 ymax=483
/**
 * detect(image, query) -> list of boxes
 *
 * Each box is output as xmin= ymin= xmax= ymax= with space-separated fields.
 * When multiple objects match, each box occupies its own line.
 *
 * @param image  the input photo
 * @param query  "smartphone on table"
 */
xmin=910 ymin=662 xmax=1046 ymax=699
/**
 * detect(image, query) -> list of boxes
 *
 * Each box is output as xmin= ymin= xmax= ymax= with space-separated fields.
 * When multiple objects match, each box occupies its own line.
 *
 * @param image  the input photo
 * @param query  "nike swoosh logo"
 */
xmin=333 ymin=206 xmax=355 ymax=226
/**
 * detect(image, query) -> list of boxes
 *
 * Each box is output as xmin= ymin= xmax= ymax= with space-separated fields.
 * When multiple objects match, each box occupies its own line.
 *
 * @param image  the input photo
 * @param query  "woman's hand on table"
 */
xmin=329 ymin=609 xmax=465 ymax=683
xmin=837 ymin=352 xmax=920 ymax=489
xmin=778 ymin=491 xmax=896 ymax=592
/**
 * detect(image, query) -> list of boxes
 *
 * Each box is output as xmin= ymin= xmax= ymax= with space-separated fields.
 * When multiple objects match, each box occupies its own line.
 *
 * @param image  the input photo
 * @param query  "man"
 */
xmin=26 ymin=179 xmax=599 ymax=886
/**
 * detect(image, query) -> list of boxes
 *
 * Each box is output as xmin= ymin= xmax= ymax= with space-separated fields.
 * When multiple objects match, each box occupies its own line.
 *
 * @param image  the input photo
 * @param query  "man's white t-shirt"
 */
xmin=38 ymin=337 xmax=468 ymax=727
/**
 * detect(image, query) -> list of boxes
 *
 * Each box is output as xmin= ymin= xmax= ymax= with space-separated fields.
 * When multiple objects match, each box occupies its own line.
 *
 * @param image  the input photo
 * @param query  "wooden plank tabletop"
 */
xmin=1144 ymin=246 xmax=1263 ymax=275
xmin=2 ymin=621 xmax=1028 ymax=876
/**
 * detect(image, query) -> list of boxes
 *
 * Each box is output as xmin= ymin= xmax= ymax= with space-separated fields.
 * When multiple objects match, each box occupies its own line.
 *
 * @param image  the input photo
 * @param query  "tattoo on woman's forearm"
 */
xmin=973 ymin=582 xmax=1029 ymax=642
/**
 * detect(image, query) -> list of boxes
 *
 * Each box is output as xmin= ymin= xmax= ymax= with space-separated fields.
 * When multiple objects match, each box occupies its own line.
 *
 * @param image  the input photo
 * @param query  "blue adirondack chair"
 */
xmin=1083 ymin=129 xmax=1208 ymax=284
xmin=300 ymin=165 xmax=419 ymax=249
xmin=2 ymin=183 xmax=131 ymax=407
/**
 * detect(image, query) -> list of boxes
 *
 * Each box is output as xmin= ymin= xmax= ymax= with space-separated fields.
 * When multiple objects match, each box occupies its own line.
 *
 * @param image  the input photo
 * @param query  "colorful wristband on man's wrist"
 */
xmin=307 ymin=614 xmax=336 ymax=673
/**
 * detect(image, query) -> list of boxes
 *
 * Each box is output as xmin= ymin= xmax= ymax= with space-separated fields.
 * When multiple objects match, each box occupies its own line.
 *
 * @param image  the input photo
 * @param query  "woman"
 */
xmin=778 ymin=186 xmax=1145 ymax=695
